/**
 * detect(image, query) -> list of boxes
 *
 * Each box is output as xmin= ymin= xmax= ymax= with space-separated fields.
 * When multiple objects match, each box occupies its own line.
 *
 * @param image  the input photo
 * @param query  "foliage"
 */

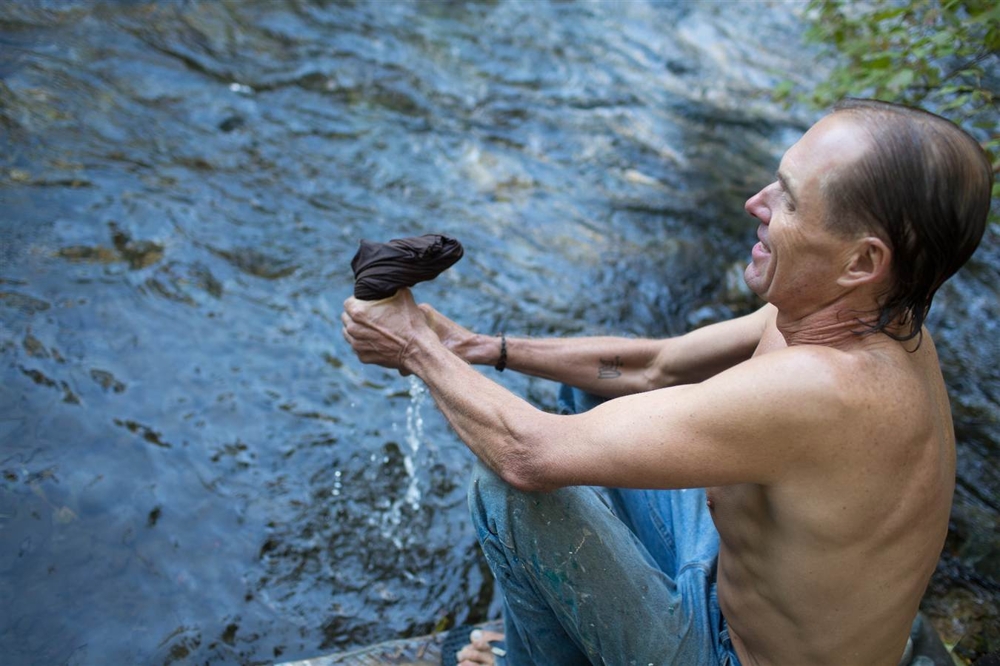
xmin=777 ymin=0 xmax=1000 ymax=201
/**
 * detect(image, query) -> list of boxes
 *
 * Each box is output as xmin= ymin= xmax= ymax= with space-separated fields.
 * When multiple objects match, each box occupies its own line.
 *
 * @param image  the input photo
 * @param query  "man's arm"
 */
xmin=420 ymin=302 xmax=775 ymax=397
xmin=343 ymin=292 xmax=828 ymax=491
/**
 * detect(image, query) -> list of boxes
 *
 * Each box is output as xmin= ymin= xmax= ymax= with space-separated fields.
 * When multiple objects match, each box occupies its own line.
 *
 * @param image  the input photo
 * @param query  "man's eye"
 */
xmin=782 ymin=195 xmax=796 ymax=212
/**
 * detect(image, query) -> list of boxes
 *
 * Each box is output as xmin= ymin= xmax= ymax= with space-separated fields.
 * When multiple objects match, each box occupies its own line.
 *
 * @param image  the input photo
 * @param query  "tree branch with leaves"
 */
xmin=777 ymin=0 xmax=999 ymax=202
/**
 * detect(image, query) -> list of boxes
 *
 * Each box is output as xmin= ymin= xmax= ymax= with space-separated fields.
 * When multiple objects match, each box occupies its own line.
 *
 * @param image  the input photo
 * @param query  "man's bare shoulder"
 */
xmin=747 ymin=328 xmax=921 ymax=399
xmin=723 ymin=337 xmax=940 ymax=455
xmin=705 ymin=343 xmax=889 ymax=443
xmin=716 ymin=342 xmax=862 ymax=407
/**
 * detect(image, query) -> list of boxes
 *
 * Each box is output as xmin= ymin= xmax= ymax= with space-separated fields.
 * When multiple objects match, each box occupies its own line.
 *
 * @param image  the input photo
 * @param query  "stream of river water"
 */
xmin=1 ymin=1 xmax=997 ymax=664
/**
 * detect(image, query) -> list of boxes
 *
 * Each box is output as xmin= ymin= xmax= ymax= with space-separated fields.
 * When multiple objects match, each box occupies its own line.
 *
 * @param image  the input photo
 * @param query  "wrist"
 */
xmin=455 ymin=332 xmax=491 ymax=365
xmin=401 ymin=329 xmax=445 ymax=375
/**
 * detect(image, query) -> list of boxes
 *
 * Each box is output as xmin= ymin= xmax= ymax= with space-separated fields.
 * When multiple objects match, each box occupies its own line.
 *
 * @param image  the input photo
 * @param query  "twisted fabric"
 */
xmin=350 ymin=234 xmax=464 ymax=300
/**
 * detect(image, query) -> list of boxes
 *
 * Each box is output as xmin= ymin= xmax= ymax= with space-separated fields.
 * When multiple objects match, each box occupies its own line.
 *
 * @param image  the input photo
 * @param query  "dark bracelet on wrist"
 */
xmin=495 ymin=332 xmax=507 ymax=372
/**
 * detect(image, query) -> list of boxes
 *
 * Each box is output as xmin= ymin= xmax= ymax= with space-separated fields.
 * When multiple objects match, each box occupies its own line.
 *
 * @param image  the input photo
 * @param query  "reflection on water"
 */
xmin=0 ymin=1 xmax=996 ymax=663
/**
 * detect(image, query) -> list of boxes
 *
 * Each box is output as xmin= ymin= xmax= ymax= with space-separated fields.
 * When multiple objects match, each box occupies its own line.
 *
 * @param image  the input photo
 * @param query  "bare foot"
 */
xmin=455 ymin=628 xmax=506 ymax=665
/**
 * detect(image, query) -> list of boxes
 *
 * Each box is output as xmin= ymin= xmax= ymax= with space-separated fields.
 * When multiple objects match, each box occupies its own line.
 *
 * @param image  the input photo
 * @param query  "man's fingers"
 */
xmin=340 ymin=316 xmax=358 ymax=345
xmin=456 ymin=647 xmax=491 ymax=665
xmin=340 ymin=288 xmax=423 ymax=371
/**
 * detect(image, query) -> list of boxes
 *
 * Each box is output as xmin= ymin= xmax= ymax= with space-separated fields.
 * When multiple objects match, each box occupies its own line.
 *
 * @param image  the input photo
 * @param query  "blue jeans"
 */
xmin=467 ymin=386 xmax=741 ymax=665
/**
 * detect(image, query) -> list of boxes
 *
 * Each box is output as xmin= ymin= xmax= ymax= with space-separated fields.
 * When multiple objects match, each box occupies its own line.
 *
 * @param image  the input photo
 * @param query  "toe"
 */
xmin=456 ymin=644 xmax=492 ymax=665
xmin=472 ymin=629 xmax=505 ymax=649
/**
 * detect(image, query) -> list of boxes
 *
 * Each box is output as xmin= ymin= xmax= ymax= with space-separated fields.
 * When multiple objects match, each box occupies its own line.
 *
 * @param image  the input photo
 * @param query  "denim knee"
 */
xmin=468 ymin=459 xmax=517 ymax=549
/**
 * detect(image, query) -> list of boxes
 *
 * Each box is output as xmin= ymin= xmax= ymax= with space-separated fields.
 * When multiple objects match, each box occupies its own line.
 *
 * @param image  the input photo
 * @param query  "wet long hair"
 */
xmin=825 ymin=99 xmax=993 ymax=343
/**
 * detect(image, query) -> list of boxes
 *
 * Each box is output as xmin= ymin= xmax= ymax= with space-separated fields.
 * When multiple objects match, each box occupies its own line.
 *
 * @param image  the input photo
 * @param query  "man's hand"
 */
xmin=418 ymin=303 xmax=486 ymax=364
xmin=341 ymin=288 xmax=432 ymax=374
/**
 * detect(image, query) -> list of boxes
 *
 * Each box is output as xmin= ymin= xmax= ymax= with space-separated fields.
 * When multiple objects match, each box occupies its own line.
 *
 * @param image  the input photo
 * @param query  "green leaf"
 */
xmin=863 ymin=54 xmax=894 ymax=69
xmin=939 ymin=93 xmax=972 ymax=111
xmin=799 ymin=0 xmax=997 ymax=159
xmin=886 ymin=69 xmax=916 ymax=90
xmin=872 ymin=6 xmax=908 ymax=22
xmin=986 ymin=26 xmax=1000 ymax=51
xmin=773 ymin=80 xmax=795 ymax=102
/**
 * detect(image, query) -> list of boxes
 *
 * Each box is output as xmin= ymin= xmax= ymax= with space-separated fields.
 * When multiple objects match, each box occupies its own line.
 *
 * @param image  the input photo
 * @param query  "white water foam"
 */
xmin=403 ymin=374 xmax=426 ymax=510
xmin=379 ymin=375 xmax=428 ymax=547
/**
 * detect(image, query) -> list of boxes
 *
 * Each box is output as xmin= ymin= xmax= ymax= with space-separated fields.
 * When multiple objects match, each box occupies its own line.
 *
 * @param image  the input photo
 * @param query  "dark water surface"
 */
xmin=1 ymin=1 xmax=997 ymax=664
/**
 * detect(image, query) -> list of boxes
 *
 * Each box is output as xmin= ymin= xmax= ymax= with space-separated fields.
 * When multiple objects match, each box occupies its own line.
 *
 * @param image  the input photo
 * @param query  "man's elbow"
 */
xmin=643 ymin=357 xmax=685 ymax=392
xmin=495 ymin=430 xmax=559 ymax=493
xmin=500 ymin=462 xmax=554 ymax=493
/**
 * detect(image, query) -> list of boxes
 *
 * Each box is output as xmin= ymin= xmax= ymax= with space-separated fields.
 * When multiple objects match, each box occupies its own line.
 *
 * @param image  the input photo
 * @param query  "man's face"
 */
xmin=743 ymin=114 xmax=870 ymax=314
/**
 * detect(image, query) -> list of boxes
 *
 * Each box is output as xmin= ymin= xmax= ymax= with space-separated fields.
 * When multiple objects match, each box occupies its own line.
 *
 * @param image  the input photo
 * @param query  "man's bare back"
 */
xmin=714 ymin=316 xmax=954 ymax=666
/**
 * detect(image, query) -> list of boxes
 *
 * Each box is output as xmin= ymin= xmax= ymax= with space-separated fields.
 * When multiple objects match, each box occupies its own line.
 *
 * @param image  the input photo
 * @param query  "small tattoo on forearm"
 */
xmin=598 ymin=355 xmax=623 ymax=379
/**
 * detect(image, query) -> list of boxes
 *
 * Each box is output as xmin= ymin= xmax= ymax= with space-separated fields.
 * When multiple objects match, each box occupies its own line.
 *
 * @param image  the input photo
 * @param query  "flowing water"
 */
xmin=0 ymin=1 xmax=997 ymax=664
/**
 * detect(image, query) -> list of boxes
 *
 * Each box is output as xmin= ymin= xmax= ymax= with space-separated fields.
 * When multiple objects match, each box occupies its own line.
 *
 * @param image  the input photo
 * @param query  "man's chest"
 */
xmin=706 ymin=483 xmax=771 ymax=547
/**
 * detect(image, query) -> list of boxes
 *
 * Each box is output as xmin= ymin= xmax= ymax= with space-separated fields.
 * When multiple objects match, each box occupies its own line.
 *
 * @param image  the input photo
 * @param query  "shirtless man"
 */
xmin=342 ymin=100 xmax=993 ymax=665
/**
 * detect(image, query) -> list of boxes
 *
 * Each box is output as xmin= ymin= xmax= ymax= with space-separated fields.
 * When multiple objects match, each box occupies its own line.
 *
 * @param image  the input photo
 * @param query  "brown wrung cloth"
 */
xmin=351 ymin=234 xmax=464 ymax=301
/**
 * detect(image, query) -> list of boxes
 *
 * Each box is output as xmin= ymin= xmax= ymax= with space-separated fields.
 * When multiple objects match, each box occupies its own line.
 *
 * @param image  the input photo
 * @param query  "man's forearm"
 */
xmin=404 ymin=333 xmax=559 ymax=490
xmin=452 ymin=333 xmax=669 ymax=398
xmin=455 ymin=323 xmax=763 ymax=398
xmin=422 ymin=303 xmax=771 ymax=397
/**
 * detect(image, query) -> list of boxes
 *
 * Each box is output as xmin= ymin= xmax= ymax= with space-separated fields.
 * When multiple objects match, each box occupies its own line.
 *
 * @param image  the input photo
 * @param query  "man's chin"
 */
xmin=743 ymin=265 xmax=767 ymax=298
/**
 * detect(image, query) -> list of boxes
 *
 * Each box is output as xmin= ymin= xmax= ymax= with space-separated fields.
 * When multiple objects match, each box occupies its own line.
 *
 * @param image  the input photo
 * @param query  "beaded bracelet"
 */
xmin=495 ymin=332 xmax=507 ymax=372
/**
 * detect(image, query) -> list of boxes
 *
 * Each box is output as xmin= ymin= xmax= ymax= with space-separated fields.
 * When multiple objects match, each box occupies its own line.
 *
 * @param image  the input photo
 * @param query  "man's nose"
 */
xmin=744 ymin=186 xmax=772 ymax=224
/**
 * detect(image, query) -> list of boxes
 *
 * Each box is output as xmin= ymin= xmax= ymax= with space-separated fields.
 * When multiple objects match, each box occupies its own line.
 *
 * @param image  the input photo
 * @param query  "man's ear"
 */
xmin=838 ymin=236 xmax=892 ymax=288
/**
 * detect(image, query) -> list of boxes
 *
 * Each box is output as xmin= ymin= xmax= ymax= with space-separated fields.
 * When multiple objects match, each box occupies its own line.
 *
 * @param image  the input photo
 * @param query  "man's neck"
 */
xmin=774 ymin=298 xmax=892 ymax=351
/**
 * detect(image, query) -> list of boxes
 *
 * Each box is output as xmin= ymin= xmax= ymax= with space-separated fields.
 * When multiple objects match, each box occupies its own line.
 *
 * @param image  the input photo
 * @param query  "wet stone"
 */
xmin=0 ymin=292 xmax=51 ymax=315
xmin=211 ymin=247 xmax=298 ymax=280
xmin=22 ymin=333 xmax=49 ymax=359
xmin=218 ymin=115 xmax=245 ymax=132
xmin=90 ymin=369 xmax=126 ymax=393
